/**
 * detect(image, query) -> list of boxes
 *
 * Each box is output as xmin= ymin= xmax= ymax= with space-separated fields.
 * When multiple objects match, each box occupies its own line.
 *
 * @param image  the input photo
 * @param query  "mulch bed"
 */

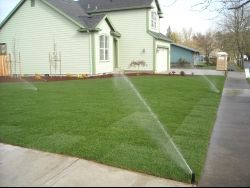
xmin=0 ymin=72 xmax=190 ymax=83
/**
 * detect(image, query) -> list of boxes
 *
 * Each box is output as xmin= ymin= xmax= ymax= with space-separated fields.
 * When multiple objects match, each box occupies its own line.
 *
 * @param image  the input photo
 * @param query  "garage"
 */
xmin=156 ymin=47 xmax=169 ymax=73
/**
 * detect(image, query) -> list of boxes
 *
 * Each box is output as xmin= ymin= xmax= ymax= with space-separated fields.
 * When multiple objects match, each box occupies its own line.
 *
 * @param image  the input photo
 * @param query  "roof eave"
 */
xmin=155 ymin=0 xmax=163 ymax=15
xmin=41 ymin=0 xmax=86 ymax=28
xmin=78 ymin=28 xmax=101 ymax=32
xmin=110 ymin=31 xmax=121 ymax=38
xmin=171 ymin=43 xmax=200 ymax=53
xmin=0 ymin=0 xmax=25 ymax=29
xmin=87 ymin=6 xmax=152 ymax=14
xmin=148 ymin=31 xmax=172 ymax=43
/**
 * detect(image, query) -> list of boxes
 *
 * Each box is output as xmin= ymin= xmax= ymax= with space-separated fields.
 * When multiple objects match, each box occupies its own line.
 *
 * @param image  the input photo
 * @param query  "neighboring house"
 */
xmin=0 ymin=0 xmax=171 ymax=76
xmin=171 ymin=43 xmax=200 ymax=66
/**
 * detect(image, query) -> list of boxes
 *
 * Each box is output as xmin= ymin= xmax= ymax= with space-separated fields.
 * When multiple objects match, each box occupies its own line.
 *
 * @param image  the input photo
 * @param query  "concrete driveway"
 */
xmin=0 ymin=143 xmax=190 ymax=187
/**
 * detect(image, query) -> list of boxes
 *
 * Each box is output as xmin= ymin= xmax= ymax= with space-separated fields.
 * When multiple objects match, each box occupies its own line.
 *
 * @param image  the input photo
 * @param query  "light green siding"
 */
xmin=94 ymin=19 xmax=114 ymax=74
xmin=0 ymin=0 xmax=91 ymax=75
xmin=106 ymin=9 xmax=154 ymax=71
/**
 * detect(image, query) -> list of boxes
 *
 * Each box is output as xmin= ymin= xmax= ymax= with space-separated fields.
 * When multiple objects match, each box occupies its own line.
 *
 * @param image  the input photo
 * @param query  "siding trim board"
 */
xmin=91 ymin=33 xmax=96 ymax=75
xmin=153 ymin=39 xmax=156 ymax=73
xmin=87 ymin=6 xmax=153 ymax=14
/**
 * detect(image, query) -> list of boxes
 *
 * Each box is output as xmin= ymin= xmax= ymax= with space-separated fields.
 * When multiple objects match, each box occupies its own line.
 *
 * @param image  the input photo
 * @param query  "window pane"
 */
xmin=100 ymin=35 xmax=104 ymax=48
xmin=105 ymin=49 xmax=109 ymax=60
xmin=100 ymin=49 xmax=104 ymax=60
xmin=0 ymin=43 xmax=7 ymax=55
xmin=151 ymin=12 xmax=157 ymax=29
xmin=105 ymin=36 xmax=109 ymax=48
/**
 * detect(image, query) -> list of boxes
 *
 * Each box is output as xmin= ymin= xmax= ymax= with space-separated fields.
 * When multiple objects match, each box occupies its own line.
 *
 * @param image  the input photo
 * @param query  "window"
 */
xmin=0 ymin=43 xmax=7 ymax=55
xmin=151 ymin=11 xmax=157 ymax=30
xmin=31 ymin=0 xmax=35 ymax=7
xmin=99 ymin=35 xmax=109 ymax=61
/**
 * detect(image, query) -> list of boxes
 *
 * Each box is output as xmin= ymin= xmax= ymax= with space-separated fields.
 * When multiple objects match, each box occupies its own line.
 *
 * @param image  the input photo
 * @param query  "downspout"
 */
xmin=91 ymin=33 xmax=96 ymax=75
xmin=88 ymin=31 xmax=92 ymax=75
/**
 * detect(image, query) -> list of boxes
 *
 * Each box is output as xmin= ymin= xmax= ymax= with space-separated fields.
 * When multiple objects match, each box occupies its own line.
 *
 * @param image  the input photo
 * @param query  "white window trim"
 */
xmin=99 ymin=34 xmax=110 ymax=62
xmin=151 ymin=11 xmax=157 ymax=30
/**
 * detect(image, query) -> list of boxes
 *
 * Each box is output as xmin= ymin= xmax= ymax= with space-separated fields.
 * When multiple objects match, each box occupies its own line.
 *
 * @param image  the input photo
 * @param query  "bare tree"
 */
xmin=182 ymin=28 xmax=194 ymax=47
xmin=193 ymin=31 xmax=216 ymax=64
xmin=166 ymin=26 xmax=182 ymax=43
xmin=218 ymin=2 xmax=250 ymax=68
xmin=192 ymin=0 xmax=250 ymax=11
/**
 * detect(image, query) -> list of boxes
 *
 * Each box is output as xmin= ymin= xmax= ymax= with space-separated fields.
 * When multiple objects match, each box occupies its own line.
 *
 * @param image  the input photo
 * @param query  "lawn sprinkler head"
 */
xmin=191 ymin=172 xmax=195 ymax=185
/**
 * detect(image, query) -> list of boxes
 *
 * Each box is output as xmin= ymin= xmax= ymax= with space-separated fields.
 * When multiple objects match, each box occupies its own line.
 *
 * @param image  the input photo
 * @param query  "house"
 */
xmin=0 ymin=0 xmax=171 ymax=76
xmin=171 ymin=43 xmax=200 ymax=66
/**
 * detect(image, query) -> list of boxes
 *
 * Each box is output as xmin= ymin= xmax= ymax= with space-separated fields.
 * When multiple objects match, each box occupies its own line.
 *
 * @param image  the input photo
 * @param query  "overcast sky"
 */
xmin=0 ymin=0 xmax=217 ymax=34
xmin=159 ymin=0 xmax=218 ymax=34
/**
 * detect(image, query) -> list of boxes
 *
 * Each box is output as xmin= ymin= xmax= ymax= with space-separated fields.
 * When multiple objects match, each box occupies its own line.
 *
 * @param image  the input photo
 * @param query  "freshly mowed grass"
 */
xmin=0 ymin=76 xmax=225 ymax=183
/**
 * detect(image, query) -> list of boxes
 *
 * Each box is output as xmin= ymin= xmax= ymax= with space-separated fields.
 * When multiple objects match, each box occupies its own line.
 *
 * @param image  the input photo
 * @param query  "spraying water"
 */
xmin=20 ymin=78 xmax=38 ymax=91
xmin=113 ymin=72 xmax=194 ymax=180
xmin=191 ymin=65 xmax=220 ymax=93
xmin=200 ymin=74 xmax=220 ymax=93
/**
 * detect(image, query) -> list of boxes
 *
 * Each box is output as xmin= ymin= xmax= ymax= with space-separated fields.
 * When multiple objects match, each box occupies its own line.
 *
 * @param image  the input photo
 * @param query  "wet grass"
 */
xmin=0 ymin=76 xmax=225 ymax=183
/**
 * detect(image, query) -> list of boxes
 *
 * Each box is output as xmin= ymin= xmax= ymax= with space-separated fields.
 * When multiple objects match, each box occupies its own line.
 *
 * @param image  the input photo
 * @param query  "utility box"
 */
xmin=216 ymin=52 xmax=228 ymax=71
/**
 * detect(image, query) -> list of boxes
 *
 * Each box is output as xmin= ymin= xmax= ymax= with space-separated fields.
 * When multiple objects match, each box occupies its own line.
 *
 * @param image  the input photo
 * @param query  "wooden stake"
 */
xmin=9 ymin=54 xmax=12 ymax=76
xmin=59 ymin=52 xmax=62 ymax=77
xmin=19 ymin=52 xmax=21 ymax=78
xmin=49 ymin=52 xmax=51 ymax=75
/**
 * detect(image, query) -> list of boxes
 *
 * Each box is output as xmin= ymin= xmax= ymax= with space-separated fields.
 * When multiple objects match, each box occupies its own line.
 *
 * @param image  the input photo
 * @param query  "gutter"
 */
xmin=78 ymin=28 xmax=101 ymax=32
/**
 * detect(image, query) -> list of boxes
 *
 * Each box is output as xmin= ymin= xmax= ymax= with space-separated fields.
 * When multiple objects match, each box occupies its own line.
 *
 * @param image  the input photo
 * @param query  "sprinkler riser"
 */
xmin=191 ymin=172 xmax=195 ymax=184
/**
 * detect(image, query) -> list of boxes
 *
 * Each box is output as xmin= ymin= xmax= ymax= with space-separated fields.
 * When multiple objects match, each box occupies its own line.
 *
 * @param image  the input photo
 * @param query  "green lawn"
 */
xmin=0 ymin=76 xmax=225 ymax=183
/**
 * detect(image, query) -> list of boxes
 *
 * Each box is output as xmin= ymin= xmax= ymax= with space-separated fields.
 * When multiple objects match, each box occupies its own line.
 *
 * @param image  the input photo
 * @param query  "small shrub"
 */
xmin=177 ymin=58 xmax=190 ymax=68
xmin=180 ymin=71 xmax=186 ymax=76
xmin=130 ymin=60 xmax=147 ymax=68
xmin=78 ymin=74 xmax=88 ymax=79
xmin=66 ymin=73 xmax=73 ymax=78
xmin=35 ymin=74 xmax=42 ymax=80
xmin=129 ymin=60 xmax=147 ymax=75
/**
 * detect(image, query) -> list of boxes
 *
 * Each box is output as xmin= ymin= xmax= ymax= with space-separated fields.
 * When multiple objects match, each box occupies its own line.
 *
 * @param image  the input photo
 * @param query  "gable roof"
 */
xmin=44 ymin=0 xmax=106 ymax=29
xmin=171 ymin=43 xmax=200 ymax=53
xmin=1 ymin=0 xmax=163 ymax=31
xmin=148 ymin=31 xmax=172 ymax=42
xmin=78 ymin=0 xmax=162 ymax=14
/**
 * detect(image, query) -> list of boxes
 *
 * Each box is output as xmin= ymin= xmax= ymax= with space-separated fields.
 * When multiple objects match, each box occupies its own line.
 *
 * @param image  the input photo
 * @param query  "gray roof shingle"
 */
xmin=79 ymin=14 xmax=106 ymax=29
xmin=1 ymin=0 xmax=164 ymax=35
xmin=45 ymin=0 xmax=88 ymax=27
xmin=148 ymin=31 xmax=172 ymax=42
xmin=45 ymin=0 xmax=158 ymax=29
xmin=78 ymin=0 xmax=154 ymax=13
xmin=171 ymin=43 xmax=200 ymax=53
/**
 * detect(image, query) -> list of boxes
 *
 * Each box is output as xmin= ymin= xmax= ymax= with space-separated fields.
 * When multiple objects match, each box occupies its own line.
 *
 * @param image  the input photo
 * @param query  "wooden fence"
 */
xmin=0 ymin=55 xmax=10 ymax=76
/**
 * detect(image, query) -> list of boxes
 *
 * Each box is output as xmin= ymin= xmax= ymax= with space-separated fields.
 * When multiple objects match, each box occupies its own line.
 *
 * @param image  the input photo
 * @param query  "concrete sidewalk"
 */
xmin=0 ymin=143 xmax=190 ymax=187
xmin=199 ymin=72 xmax=250 ymax=187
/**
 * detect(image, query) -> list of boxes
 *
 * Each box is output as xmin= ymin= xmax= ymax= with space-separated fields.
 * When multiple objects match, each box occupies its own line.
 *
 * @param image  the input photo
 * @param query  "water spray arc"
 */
xmin=115 ymin=72 xmax=195 ymax=184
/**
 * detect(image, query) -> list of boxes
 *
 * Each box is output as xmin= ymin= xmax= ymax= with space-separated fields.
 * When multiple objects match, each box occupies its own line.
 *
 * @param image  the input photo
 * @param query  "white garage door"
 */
xmin=156 ymin=48 xmax=168 ymax=73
